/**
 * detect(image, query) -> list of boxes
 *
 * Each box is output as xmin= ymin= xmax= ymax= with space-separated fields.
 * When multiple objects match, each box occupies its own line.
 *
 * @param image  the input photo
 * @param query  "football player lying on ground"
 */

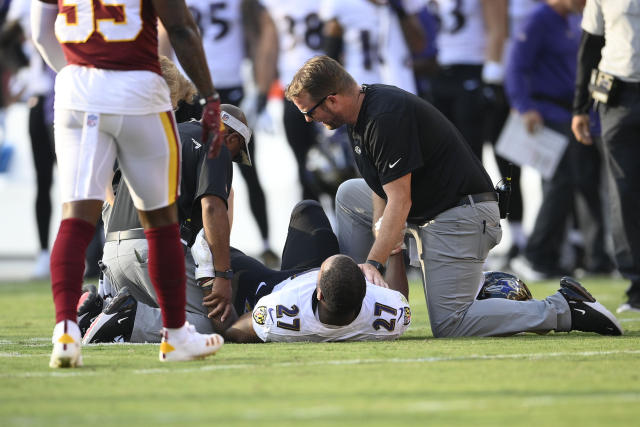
xmin=80 ymin=200 xmax=412 ymax=343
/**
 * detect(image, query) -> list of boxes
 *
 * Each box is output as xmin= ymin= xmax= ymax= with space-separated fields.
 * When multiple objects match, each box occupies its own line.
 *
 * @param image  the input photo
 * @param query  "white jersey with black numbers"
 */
xmin=320 ymin=0 xmax=382 ymax=85
xmin=259 ymin=0 xmax=324 ymax=86
xmin=378 ymin=0 xmax=425 ymax=94
xmin=251 ymin=270 xmax=411 ymax=342
xmin=434 ymin=0 xmax=486 ymax=66
xmin=185 ymin=0 xmax=245 ymax=88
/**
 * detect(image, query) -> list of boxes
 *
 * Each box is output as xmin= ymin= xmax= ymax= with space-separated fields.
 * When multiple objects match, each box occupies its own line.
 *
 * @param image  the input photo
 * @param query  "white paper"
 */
xmin=495 ymin=112 xmax=569 ymax=180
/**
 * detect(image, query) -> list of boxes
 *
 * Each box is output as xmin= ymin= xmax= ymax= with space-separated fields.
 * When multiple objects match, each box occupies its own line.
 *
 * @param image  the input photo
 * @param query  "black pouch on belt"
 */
xmin=495 ymin=164 xmax=513 ymax=219
xmin=589 ymin=69 xmax=619 ymax=105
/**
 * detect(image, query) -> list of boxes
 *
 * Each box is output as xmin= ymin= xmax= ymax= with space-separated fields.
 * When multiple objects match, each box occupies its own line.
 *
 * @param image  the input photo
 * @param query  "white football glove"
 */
xmin=191 ymin=229 xmax=214 ymax=280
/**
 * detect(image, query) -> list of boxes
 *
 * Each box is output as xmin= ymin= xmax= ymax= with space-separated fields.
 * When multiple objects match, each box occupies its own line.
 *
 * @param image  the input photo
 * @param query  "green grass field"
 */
xmin=1 ymin=277 xmax=639 ymax=426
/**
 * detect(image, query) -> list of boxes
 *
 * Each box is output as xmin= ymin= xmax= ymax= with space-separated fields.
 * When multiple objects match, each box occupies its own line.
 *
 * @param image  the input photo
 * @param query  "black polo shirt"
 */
xmin=348 ymin=84 xmax=494 ymax=223
xmin=107 ymin=120 xmax=233 ymax=241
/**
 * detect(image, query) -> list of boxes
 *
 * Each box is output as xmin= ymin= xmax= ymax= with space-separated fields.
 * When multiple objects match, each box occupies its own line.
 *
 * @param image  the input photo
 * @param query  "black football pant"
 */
xmin=283 ymin=99 xmax=320 ymax=201
xmin=230 ymin=200 xmax=339 ymax=315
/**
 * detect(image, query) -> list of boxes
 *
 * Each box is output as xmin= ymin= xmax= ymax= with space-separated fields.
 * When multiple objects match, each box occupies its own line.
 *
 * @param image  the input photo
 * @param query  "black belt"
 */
xmin=105 ymin=228 xmax=146 ymax=242
xmin=455 ymin=192 xmax=498 ymax=208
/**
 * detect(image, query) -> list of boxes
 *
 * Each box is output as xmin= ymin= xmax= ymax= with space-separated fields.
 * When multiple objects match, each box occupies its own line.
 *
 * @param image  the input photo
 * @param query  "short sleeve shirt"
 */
xmin=581 ymin=0 xmax=640 ymax=81
xmin=177 ymin=120 xmax=233 ymax=234
xmin=348 ymin=84 xmax=494 ymax=223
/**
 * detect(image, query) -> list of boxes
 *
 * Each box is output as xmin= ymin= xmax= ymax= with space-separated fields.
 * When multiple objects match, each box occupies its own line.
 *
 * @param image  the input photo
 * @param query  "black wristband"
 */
xmin=214 ymin=269 xmax=233 ymax=279
xmin=366 ymin=259 xmax=386 ymax=276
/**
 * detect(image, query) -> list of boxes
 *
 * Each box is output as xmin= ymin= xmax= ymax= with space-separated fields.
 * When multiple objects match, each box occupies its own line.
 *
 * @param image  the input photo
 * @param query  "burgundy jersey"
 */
xmin=55 ymin=0 xmax=160 ymax=74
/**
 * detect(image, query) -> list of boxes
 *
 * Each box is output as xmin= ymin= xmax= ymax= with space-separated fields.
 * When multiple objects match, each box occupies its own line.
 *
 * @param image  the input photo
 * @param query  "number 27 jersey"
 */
xmin=251 ymin=270 xmax=411 ymax=342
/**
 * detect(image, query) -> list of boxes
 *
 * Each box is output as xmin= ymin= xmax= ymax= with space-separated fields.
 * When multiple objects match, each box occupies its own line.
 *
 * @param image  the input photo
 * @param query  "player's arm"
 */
xmin=362 ymin=174 xmax=412 ymax=287
xmin=153 ymin=0 xmax=215 ymax=99
xmin=242 ymin=1 xmax=278 ymax=102
xmin=323 ymin=18 xmax=344 ymax=62
xmin=227 ymin=187 xmax=234 ymax=230
xmin=389 ymin=0 xmax=425 ymax=54
xmin=224 ymin=312 xmax=262 ymax=343
xmin=152 ymin=0 xmax=222 ymax=157
xmin=200 ymin=194 xmax=233 ymax=322
xmin=386 ymin=251 xmax=408 ymax=299
xmin=30 ymin=0 xmax=67 ymax=72
xmin=480 ymin=0 xmax=508 ymax=84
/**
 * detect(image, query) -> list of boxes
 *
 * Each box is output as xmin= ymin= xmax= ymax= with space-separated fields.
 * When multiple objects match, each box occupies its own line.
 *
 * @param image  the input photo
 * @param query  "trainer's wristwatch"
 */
xmin=365 ymin=259 xmax=386 ymax=276
xmin=214 ymin=269 xmax=233 ymax=279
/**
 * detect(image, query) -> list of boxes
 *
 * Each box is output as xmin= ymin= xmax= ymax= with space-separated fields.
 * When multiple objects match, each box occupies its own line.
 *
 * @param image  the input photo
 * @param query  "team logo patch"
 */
xmin=253 ymin=306 xmax=268 ymax=325
xmin=87 ymin=114 xmax=98 ymax=127
xmin=403 ymin=306 xmax=411 ymax=325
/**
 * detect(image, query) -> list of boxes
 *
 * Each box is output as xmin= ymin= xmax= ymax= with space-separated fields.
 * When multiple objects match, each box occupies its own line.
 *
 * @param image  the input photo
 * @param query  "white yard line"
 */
xmin=2 ymin=349 xmax=639 ymax=378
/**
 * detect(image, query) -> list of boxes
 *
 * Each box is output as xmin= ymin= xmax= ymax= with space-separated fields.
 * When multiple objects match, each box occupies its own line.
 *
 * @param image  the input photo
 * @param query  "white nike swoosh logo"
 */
xmin=389 ymin=158 xmax=401 ymax=168
xmin=117 ymin=317 xmax=128 ymax=324
xmin=191 ymin=137 xmax=201 ymax=149
xmin=573 ymin=308 xmax=586 ymax=315
xmin=255 ymin=282 xmax=267 ymax=296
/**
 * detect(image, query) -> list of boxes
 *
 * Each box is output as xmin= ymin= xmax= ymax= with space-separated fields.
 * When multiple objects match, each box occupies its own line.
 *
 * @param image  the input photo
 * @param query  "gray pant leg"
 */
xmin=416 ymin=201 xmax=571 ymax=337
xmin=102 ymin=239 xmax=159 ymax=308
xmin=185 ymin=250 xmax=208 ymax=316
xmin=102 ymin=239 xmax=158 ymax=307
xmin=130 ymin=302 xmax=214 ymax=343
xmin=335 ymin=179 xmax=375 ymax=263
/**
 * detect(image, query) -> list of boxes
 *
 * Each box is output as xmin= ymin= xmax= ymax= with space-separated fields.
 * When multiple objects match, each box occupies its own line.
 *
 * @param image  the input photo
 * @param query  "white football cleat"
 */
xmin=159 ymin=322 xmax=223 ymax=362
xmin=49 ymin=319 xmax=83 ymax=368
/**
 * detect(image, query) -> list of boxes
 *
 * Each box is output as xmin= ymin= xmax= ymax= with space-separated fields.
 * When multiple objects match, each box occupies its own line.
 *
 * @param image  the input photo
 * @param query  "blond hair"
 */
xmin=159 ymin=55 xmax=197 ymax=108
xmin=285 ymin=55 xmax=357 ymax=101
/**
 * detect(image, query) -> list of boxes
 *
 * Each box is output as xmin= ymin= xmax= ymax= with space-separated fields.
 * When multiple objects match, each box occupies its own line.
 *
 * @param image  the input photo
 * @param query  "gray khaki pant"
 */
xmin=102 ymin=238 xmax=214 ymax=342
xmin=335 ymin=179 xmax=571 ymax=337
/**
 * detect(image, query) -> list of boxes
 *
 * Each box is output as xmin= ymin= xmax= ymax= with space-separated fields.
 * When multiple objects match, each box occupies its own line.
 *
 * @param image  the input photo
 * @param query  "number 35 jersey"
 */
xmin=53 ymin=0 xmax=171 ymax=115
xmin=251 ymin=270 xmax=411 ymax=342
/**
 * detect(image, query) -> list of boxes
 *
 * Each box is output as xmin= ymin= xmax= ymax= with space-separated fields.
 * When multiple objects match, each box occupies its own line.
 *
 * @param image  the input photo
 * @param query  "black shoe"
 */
xmin=559 ymin=277 xmax=623 ymax=336
xmin=77 ymin=285 xmax=103 ymax=337
xmin=82 ymin=287 xmax=137 ymax=344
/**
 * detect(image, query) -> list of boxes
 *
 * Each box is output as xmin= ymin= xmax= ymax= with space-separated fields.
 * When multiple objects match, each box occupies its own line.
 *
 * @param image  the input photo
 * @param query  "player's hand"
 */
xmin=200 ymin=93 xmax=222 ymax=159
xmin=522 ymin=110 xmax=543 ymax=134
xmin=571 ymin=114 xmax=593 ymax=146
xmin=203 ymin=277 xmax=232 ymax=322
xmin=359 ymin=262 xmax=389 ymax=288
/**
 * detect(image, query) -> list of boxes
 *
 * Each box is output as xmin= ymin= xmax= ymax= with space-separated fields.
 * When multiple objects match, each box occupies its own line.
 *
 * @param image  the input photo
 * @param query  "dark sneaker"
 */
xmin=559 ymin=277 xmax=623 ymax=336
xmin=77 ymin=285 xmax=103 ymax=337
xmin=82 ymin=287 xmax=137 ymax=344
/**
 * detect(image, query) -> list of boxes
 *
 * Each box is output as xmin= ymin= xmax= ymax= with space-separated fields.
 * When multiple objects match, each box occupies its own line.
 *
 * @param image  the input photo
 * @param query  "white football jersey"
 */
xmin=378 ymin=0 xmax=425 ymax=94
xmin=433 ymin=0 xmax=486 ymax=66
xmin=320 ymin=0 xmax=382 ymax=85
xmin=259 ymin=0 xmax=324 ymax=86
xmin=251 ymin=270 xmax=411 ymax=342
xmin=185 ymin=0 xmax=245 ymax=88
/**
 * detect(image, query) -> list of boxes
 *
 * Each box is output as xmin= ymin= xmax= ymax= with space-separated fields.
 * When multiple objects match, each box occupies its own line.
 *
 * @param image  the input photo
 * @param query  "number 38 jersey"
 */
xmin=53 ymin=0 xmax=171 ymax=115
xmin=251 ymin=270 xmax=411 ymax=342
xmin=259 ymin=0 xmax=324 ymax=86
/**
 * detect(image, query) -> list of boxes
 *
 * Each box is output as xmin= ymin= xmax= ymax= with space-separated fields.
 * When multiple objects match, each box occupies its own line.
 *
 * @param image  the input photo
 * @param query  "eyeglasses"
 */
xmin=301 ymin=93 xmax=336 ymax=119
